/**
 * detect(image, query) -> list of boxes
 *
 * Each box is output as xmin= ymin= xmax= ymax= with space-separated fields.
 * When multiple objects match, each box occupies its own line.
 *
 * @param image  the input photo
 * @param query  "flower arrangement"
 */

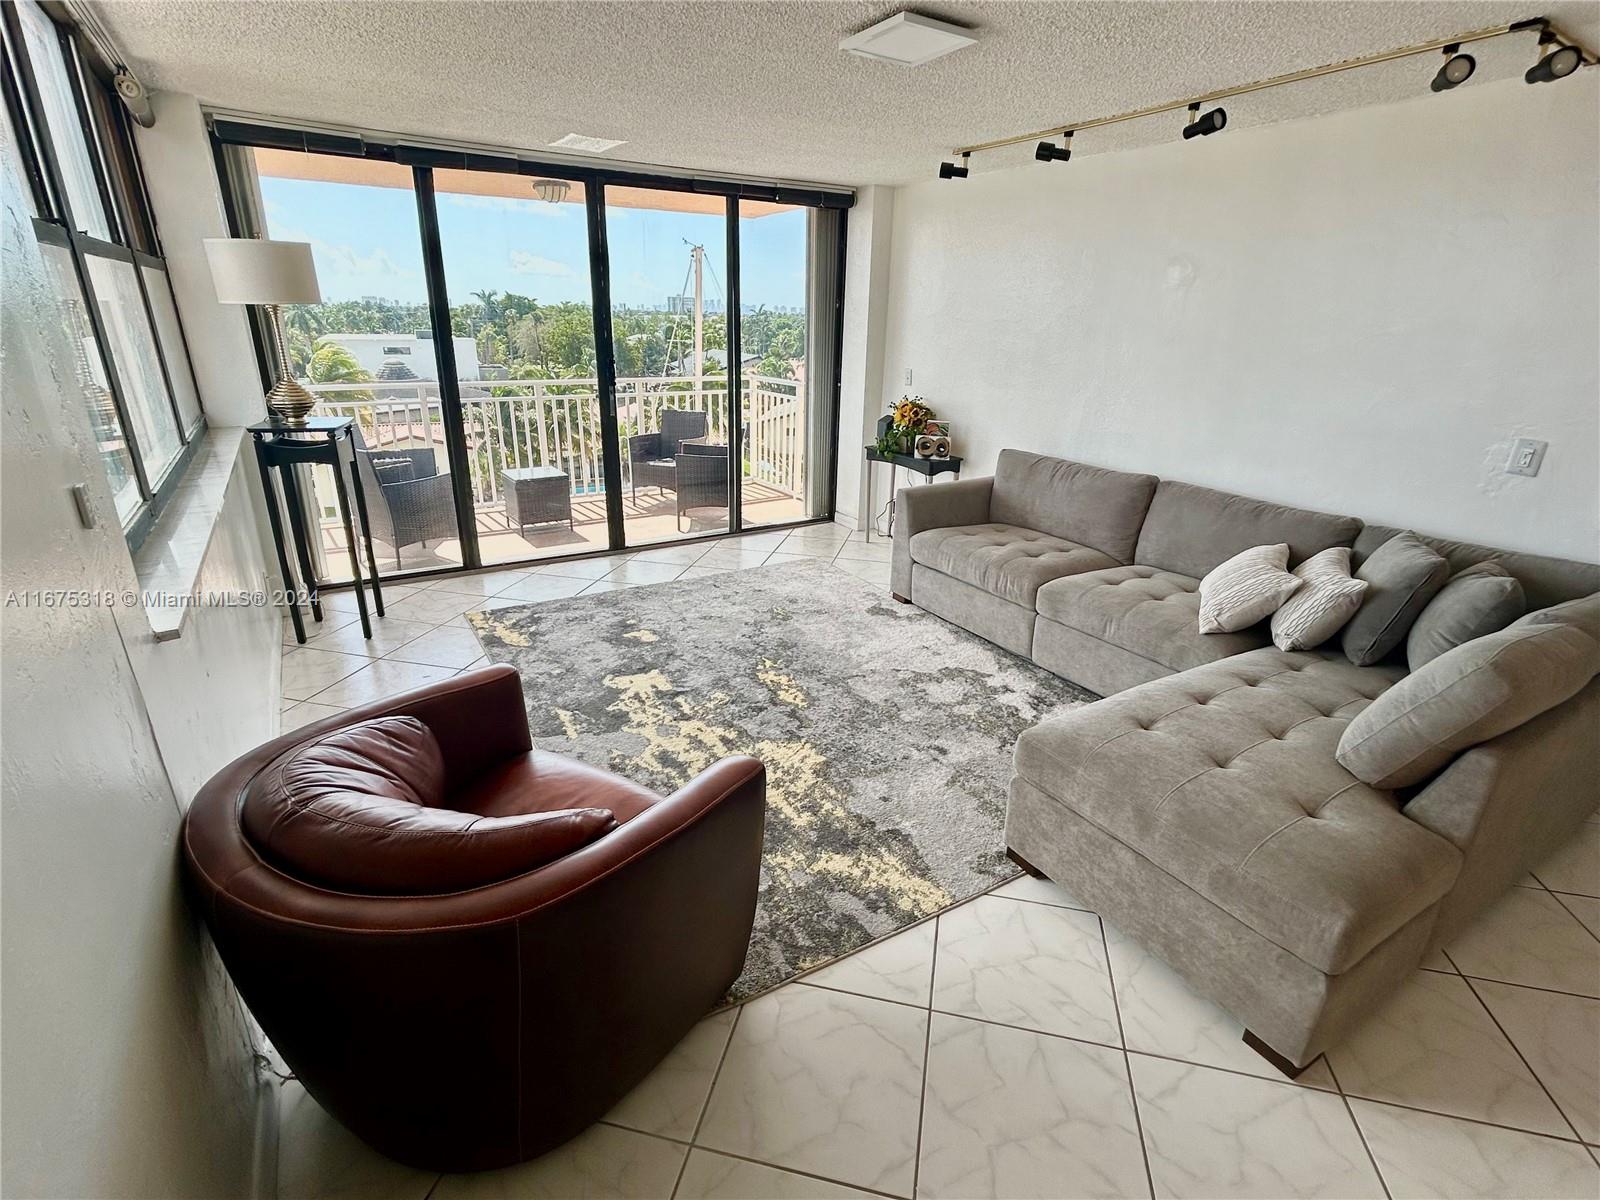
xmin=875 ymin=395 xmax=936 ymax=456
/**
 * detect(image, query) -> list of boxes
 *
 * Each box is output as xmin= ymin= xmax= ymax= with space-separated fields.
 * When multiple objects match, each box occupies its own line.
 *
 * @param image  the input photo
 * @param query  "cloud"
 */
xmin=273 ymin=224 xmax=419 ymax=283
xmin=509 ymin=251 xmax=577 ymax=278
xmin=440 ymin=193 xmax=569 ymax=218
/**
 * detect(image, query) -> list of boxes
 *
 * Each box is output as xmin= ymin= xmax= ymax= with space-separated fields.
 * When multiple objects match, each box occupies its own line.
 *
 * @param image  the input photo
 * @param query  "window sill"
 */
xmin=131 ymin=426 xmax=251 ymax=641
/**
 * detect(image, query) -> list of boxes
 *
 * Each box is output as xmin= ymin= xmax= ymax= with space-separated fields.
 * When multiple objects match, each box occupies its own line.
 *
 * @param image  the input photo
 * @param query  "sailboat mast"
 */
xmin=692 ymin=243 xmax=704 ymax=382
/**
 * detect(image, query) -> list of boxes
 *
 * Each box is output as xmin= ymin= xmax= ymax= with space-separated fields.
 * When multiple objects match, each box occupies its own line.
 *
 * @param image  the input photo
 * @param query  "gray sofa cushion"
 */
xmin=1036 ymin=565 xmax=1271 ymax=672
xmin=1342 ymin=531 xmax=1452 ymax=667
xmin=989 ymin=451 xmax=1158 ymax=563
xmin=1338 ymin=622 xmax=1600 ymax=789
xmin=1354 ymin=524 xmax=1600 ymax=611
xmin=1514 ymin=591 xmax=1600 ymax=639
xmin=1012 ymin=647 xmax=1456 ymax=973
xmin=1406 ymin=562 xmax=1525 ymax=670
xmin=908 ymin=523 xmax=1120 ymax=609
xmin=1134 ymin=480 xmax=1362 ymax=580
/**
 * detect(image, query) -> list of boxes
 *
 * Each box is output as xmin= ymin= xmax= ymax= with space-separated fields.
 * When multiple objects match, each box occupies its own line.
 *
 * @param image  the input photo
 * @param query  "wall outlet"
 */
xmin=1504 ymin=437 xmax=1548 ymax=478
xmin=903 ymin=368 xmax=913 ymax=387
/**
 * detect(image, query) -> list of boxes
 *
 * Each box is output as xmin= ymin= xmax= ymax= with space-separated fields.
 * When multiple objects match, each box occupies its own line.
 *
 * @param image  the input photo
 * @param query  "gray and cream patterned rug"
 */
xmin=466 ymin=558 xmax=1096 ymax=1002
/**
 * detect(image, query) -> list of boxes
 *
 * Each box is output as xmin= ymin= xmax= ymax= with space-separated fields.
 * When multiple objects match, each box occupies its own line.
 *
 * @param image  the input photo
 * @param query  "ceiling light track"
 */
xmin=938 ymin=16 xmax=1595 ymax=177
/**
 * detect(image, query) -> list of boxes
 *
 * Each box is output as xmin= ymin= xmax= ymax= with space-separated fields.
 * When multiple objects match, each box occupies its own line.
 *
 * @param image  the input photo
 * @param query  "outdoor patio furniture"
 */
xmin=675 ymin=440 xmax=729 ymax=531
xmin=351 ymin=428 xmax=457 ymax=569
xmin=628 ymin=408 xmax=709 ymax=500
xmin=501 ymin=465 xmax=574 ymax=535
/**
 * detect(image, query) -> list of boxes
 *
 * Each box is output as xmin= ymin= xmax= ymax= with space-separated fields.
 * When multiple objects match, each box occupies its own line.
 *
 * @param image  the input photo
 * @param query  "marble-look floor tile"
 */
xmin=285 ymin=612 xmax=358 ymax=646
xmin=281 ymin=647 xmax=370 ymax=701
xmin=281 ymin=700 xmax=347 ymax=733
xmin=629 ymin=542 xmax=712 ymax=566
xmin=294 ymin=615 xmax=438 ymax=659
xmin=832 ymin=558 xmax=892 ymax=587
xmin=579 ymin=579 xmax=628 ymax=594
xmin=457 ymin=655 xmax=488 ymax=674
xmin=769 ymin=545 xmax=833 ymax=562
xmin=309 ymin=659 xmax=458 ymax=708
xmin=699 ymin=547 xmax=773 ymax=570
xmin=831 ymin=539 xmax=894 ymax=563
xmin=490 ymin=573 xmax=591 ymax=603
xmin=783 ymin=525 xmax=851 ymax=546
xmin=1536 ymin=822 xmax=1599 ymax=898
xmin=696 ymin=984 xmax=926 ymax=1197
xmin=1473 ymin=979 xmax=1599 ymax=1143
xmin=604 ymin=558 xmax=686 ymax=585
xmin=384 ymin=625 xmax=487 ymax=670
xmin=802 ymin=920 xmax=935 ymax=1007
xmin=429 ymin=1122 xmax=685 ymax=1199
xmin=318 ymin=584 xmax=419 ymax=615
xmin=1555 ymin=892 xmax=1600 ymax=939
xmin=674 ymin=1150 xmax=875 ymax=1199
xmin=1325 ymin=969 xmax=1569 ymax=1136
xmin=276 ymin=1081 xmax=437 ymax=1200
xmin=679 ymin=565 xmax=732 ymax=579
xmin=1103 ymin=922 xmax=1335 ymax=1090
xmin=531 ymin=556 xmax=625 ymax=581
xmin=932 ymin=895 xmax=1120 ymax=1045
xmin=1130 ymin=1054 xmax=1381 ymax=1199
xmin=1444 ymin=887 xmax=1599 ymax=997
xmin=990 ymin=873 xmax=1091 ymax=911
xmin=721 ymin=530 xmax=788 ymax=551
xmin=918 ymin=1012 xmax=1148 ymax=1200
xmin=381 ymin=588 xmax=484 ymax=625
xmin=425 ymin=569 xmax=531 ymax=597
xmin=602 ymin=1007 xmax=736 ymax=1140
xmin=1350 ymin=1100 xmax=1600 ymax=1199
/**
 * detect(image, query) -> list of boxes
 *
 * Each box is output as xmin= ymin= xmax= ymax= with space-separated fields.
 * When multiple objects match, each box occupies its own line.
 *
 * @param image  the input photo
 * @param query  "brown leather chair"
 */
xmin=182 ymin=665 xmax=765 ymax=1173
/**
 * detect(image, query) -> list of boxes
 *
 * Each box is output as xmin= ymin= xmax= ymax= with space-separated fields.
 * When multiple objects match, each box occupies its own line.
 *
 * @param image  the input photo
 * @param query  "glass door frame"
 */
xmin=210 ymin=118 xmax=851 ymax=579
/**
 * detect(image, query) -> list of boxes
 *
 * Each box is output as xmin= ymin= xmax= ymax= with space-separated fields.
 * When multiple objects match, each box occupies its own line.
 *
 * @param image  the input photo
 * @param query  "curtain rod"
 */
xmin=951 ymin=17 xmax=1597 ymax=158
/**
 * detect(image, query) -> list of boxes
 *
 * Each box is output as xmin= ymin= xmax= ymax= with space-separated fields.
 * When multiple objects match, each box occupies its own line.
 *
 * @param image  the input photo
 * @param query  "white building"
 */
xmin=321 ymin=332 xmax=481 ymax=382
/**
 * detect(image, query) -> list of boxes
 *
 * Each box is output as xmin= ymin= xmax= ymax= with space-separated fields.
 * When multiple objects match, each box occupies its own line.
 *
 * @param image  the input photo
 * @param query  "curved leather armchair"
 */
xmin=183 ymin=665 xmax=766 ymax=1173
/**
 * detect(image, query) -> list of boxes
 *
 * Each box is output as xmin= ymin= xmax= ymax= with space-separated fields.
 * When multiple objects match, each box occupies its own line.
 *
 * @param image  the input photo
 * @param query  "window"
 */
xmin=3 ymin=0 xmax=204 ymax=545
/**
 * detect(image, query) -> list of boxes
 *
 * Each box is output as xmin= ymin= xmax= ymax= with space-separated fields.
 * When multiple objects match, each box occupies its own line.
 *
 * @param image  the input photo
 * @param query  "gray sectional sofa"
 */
xmin=892 ymin=449 xmax=1600 ymax=1072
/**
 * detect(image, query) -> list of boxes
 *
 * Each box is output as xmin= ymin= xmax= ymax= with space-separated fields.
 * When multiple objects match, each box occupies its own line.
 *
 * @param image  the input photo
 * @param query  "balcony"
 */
xmin=304 ymin=374 xmax=808 ymax=575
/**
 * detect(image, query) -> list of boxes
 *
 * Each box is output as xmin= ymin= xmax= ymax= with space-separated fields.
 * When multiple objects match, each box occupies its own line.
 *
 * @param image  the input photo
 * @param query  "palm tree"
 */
xmin=471 ymin=289 xmax=502 ymax=326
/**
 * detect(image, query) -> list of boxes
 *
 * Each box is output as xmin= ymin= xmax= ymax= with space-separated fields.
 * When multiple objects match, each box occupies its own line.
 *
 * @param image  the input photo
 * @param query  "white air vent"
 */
xmin=840 ymin=12 xmax=977 ymax=66
xmin=549 ymin=133 xmax=627 ymax=154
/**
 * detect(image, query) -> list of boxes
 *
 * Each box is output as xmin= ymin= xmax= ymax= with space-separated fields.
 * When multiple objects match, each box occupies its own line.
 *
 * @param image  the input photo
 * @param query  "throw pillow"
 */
xmin=1198 ymin=543 xmax=1302 ymax=634
xmin=1514 ymin=591 xmax=1600 ymax=640
xmin=1270 ymin=547 xmax=1368 ymax=651
xmin=1341 ymin=531 xmax=1451 ymax=667
xmin=1406 ymin=561 xmax=1526 ymax=671
xmin=1336 ymin=622 xmax=1600 ymax=788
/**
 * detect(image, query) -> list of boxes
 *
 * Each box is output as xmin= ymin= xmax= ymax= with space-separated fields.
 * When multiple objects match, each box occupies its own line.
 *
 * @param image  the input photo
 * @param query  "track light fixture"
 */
xmin=938 ymin=154 xmax=970 ymax=179
xmin=1181 ymin=103 xmax=1227 ymax=139
xmin=1525 ymin=28 xmax=1584 ymax=83
xmin=1431 ymin=44 xmax=1476 ymax=91
xmin=1035 ymin=131 xmax=1073 ymax=162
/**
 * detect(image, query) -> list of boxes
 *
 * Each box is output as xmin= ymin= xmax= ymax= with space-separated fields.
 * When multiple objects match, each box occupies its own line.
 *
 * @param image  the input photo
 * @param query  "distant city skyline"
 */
xmin=259 ymin=176 xmax=809 ymax=313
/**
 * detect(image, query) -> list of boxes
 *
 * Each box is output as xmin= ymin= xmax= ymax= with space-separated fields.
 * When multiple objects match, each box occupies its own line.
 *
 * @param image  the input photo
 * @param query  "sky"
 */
xmin=259 ymin=176 xmax=809 ymax=312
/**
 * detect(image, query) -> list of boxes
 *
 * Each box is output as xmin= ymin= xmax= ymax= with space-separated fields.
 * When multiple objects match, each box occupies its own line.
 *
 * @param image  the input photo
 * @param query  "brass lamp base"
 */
xmin=266 ymin=377 xmax=317 ymax=426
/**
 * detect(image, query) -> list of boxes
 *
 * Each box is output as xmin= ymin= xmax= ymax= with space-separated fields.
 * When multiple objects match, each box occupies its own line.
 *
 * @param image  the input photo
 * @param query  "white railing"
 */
xmin=305 ymin=374 xmax=804 ymax=511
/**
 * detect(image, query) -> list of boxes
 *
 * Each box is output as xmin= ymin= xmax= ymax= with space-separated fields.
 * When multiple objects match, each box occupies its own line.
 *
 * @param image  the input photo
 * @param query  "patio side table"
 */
xmin=501 ymin=466 xmax=574 ymax=536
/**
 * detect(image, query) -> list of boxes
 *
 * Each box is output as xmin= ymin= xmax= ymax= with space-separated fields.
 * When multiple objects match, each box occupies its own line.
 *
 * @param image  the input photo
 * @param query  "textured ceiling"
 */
xmin=92 ymin=1 xmax=1600 ymax=187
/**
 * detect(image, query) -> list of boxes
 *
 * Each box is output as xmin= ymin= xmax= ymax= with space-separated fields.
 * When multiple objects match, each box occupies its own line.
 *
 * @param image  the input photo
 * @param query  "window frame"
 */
xmin=3 ymin=0 xmax=205 ymax=551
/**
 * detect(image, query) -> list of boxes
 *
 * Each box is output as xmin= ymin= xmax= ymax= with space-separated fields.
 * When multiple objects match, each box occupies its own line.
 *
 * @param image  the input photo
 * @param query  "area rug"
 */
xmin=466 ymin=558 xmax=1096 ymax=1001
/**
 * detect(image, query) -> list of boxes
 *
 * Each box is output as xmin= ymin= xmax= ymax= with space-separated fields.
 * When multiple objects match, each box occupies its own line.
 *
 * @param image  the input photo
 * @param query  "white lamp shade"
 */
xmin=203 ymin=238 xmax=321 ymax=305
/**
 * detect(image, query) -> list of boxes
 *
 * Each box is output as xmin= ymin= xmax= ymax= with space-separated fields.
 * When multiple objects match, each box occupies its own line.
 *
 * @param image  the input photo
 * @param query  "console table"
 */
xmin=863 ymin=447 xmax=964 ymax=543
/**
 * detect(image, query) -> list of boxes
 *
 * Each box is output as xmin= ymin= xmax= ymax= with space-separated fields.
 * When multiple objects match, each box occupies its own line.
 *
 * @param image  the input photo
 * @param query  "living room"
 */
xmin=1 ymin=3 xmax=1596 ymax=1199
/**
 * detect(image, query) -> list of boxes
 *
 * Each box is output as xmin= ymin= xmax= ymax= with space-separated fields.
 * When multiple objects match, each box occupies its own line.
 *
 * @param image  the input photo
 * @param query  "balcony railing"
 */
xmin=304 ymin=375 xmax=805 ymax=511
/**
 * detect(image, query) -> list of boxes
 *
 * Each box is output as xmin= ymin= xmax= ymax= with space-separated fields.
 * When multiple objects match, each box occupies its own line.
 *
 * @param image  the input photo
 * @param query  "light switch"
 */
xmin=1505 ymin=438 xmax=1548 ymax=478
xmin=904 ymin=368 xmax=913 ymax=387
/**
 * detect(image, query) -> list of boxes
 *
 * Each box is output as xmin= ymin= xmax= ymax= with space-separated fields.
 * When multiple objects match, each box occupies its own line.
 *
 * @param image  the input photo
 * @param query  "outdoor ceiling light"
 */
xmin=1431 ymin=45 xmax=1477 ymax=91
xmin=531 ymin=178 xmax=571 ymax=204
xmin=938 ymin=155 xmax=970 ymax=179
xmin=1526 ymin=32 xmax=1584 ymax=83
xmin=1035 ymin=132 xmax=1073 ymax=162
xmin=1181 ymin=103 xmax=1227 ymax=139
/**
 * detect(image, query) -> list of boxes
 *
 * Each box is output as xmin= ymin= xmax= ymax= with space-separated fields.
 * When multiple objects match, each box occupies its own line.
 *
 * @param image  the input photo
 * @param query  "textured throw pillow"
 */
xmin=1341 ymin=531 xmax=1451 ymax=667
xmin=1336 ymin=622 xmax=1600 ymax=788
xmin=1514 ymin=591 xmax=1600 ymax=640
xmin=1270 ymin=547 xmax=1368 ymax=651
xmin=1406 ymin=561 xmax=1526 ymax=671
xmin=1198 ymin=543 xmax=1302 ymax=634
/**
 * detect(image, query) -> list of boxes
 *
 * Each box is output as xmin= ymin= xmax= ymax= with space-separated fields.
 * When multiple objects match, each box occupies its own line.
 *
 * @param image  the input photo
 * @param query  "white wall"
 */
xmin=2 ymin=101 xmax=277 ymax=1199
xmin=834 ymin=185 xmax=896 ymax=529
xmin=872 ymin=75 xmax=1600 ymax=561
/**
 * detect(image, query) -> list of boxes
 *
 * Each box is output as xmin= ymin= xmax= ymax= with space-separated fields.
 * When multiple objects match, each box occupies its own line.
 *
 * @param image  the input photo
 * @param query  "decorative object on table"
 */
xmin=204 ymin=237 xmax=323 ymax=426
xmin=465 ymin=558 xmax=1092 ymax=1003
xmin=914 ymin=433 xmax=939 ymax=459
xmin=874 ymin=394 xmax=936 ymax=457
xmin=249 ymin=417 xmax=384 ymax=644
xmin=501 ymin=464 xmax=575 ymax=538
xmin=924 ymin=419 xmax=953 ymax=459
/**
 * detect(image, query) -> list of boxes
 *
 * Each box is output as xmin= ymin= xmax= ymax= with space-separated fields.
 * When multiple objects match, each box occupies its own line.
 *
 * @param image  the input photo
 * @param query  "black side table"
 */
xmin=863 ymin=447 xmax=964 ymax=542
xmin=249 ymin=417 xmax=385 ymax=644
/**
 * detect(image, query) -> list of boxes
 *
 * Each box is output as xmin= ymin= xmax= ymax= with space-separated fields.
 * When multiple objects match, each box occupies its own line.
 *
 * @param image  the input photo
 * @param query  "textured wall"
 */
xmin=1 ymin=123 xmax=265 ymax=1197
xmin=873 ymin=74 xmax=1600 ymax=560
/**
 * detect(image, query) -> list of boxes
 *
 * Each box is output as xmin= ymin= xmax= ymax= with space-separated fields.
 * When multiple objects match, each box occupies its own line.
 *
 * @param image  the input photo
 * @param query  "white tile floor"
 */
xmin=273 ymin=528 xmax=1600 ymax=1200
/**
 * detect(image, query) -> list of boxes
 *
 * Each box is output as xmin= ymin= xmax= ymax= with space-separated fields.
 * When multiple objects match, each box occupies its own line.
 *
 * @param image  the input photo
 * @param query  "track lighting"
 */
xmin=1430 ymin=44 xmax=1476 ymax=91
xmin=938 ymin=154 xmax=970 ymax=179
xmin=1181 ymin=103 xmax=1227 ymax=139
xmin=1035 ymin=131 xmax=1073 ymax=163
xmin=1525 ymin=31 xmax=1584 ymax=84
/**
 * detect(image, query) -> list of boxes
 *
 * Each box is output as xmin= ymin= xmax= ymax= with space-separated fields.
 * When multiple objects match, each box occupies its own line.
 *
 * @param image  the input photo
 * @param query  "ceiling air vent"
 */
xmin=549 ymin=133 xmax=627 ymax=154
xmin=840 ymin=12 xmax=977 ymax=67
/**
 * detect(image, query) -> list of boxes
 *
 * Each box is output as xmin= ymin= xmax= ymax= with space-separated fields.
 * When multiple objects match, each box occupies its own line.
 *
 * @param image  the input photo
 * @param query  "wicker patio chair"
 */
xmin=350 ymin=428 xmax=458 ymax=569
xmin=674 ymin=441 xmax=729 ymax=531
xmin=628 ymin=408 xmax=709 ymax=500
